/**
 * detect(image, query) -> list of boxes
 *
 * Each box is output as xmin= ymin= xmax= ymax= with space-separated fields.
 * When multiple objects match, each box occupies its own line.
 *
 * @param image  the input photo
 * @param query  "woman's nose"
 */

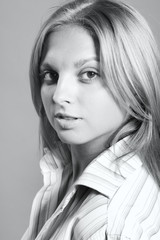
xmin=52 ymin=74 xmax=75 ymax=104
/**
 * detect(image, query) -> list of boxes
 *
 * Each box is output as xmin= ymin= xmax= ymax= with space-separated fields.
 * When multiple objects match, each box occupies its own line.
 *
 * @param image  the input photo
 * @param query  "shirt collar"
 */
xmin=74 ymin=137 xmax=142 ymax=199
xmin=41 ymin=137 xmax=142 ymax=199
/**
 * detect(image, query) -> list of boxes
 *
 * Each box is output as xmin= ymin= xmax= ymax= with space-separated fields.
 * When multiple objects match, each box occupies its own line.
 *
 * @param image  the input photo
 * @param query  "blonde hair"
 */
xmin=30 ymin=0 xmax=160 ymax=186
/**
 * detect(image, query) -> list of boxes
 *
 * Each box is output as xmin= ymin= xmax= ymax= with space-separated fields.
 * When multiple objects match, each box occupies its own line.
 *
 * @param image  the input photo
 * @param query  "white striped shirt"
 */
xmin=21 ymin=138 xmax=160 ymax=240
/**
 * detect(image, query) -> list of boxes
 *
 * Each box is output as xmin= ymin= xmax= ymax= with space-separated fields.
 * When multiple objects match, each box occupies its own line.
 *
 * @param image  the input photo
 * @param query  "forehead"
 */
xmin=41 ymin=25 xmax=98 ymax=65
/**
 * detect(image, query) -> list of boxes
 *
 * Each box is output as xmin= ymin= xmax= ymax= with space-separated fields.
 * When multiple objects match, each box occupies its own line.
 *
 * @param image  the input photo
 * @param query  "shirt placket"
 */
xmin=36 ymin=187 xmax=77 ymax=240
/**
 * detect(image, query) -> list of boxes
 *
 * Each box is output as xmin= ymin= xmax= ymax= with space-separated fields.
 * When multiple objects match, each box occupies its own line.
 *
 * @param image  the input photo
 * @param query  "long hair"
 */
xmin=30 ymin=0 xmax=160 ymax=186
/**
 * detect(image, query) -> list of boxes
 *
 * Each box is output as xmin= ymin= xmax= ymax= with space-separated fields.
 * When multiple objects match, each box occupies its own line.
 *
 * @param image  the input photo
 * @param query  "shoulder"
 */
xmin=39 ymin=148 xmax=64 ymax=186
xmin=107 ymin=163 xmax=160 ymax=239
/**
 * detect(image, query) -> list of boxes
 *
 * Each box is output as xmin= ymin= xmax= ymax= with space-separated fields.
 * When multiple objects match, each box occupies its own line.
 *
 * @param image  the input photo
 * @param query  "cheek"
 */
xmin=41 ymin=86 xmax=52 ymax=114
xmin=41 ymin=88 xmax=47 ymax=109
xmin=102 ymin=100 xmax=125 ymax=128
xmin=86 ymin=92 xmax=125 ymax=129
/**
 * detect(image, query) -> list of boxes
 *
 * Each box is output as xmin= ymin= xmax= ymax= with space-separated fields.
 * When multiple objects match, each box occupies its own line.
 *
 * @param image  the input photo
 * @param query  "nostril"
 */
xmin=52 ymin=91 xmax=72 ymax=104
xmin=65 ymin=100 xmax=71 ymax=104
xmin=52 ymin=79 xmax=74 ymax=104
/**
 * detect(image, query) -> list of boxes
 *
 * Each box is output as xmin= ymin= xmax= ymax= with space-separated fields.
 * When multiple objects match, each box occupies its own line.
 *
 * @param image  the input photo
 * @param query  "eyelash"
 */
xmin=39 ymin=70 xmax=59 ymax=84
xmin=79 ymin=70 xmax=99 ymax=83
xmin=39 ymin=69 xmax=99 ymax=85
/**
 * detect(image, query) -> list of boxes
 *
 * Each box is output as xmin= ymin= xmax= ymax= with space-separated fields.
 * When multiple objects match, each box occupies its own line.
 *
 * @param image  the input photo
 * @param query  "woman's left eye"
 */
xmin=80 ymin=71 xmax=99 ymax=82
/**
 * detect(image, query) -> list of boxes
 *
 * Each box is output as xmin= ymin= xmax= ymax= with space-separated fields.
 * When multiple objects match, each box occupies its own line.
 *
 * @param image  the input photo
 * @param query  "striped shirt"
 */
xmin=21 ymin=138 xmax=160 ymax=240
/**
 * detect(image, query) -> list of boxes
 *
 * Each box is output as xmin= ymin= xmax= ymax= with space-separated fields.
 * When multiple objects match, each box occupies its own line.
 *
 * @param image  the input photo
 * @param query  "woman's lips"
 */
xmin=55 ymin=113 xmax=80 ymax=120
xmin=54 ymin=113 xmax=82 ymax=129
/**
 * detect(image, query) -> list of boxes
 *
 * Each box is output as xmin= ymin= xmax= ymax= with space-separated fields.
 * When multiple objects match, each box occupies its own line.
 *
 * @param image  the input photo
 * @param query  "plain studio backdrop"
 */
xmin=0 ymin=0 xmax=160 ymax=239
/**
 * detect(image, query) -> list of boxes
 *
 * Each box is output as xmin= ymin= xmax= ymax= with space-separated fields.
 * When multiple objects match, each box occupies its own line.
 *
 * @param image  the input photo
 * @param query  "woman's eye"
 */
xmin=40 ymin=71 xmax=59 ymax=84
xmin=80 ymin=71 xmax=99 ymax=82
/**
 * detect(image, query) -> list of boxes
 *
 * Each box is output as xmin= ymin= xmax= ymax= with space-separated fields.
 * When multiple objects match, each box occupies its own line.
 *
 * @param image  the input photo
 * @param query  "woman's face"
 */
xmin=40 ymin=25 xmax=125 ymax=146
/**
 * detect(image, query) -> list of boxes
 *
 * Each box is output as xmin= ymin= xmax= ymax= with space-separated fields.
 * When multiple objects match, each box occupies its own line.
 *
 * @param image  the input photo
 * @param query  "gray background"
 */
xmin=0 ymin=0 xmax=160 ymax=239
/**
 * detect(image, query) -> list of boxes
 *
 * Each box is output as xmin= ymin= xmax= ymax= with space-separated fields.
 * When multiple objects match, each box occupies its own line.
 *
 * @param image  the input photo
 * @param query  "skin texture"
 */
xmin=40 ymin=25 xmax=126 ymax=180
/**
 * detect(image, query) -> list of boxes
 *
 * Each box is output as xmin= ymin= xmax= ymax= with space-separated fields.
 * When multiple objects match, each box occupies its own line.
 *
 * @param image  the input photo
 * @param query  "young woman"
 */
xmin=22 ymin=0 xmax=160 ymax=239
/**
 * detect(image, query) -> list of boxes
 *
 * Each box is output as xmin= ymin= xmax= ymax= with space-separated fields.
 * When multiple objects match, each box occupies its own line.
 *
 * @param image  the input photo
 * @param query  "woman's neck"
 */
xmin=70 ymin=136 xmax=109 ymax=182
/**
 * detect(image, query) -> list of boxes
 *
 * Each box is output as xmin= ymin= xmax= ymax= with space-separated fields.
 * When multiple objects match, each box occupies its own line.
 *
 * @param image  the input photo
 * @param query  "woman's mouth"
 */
xmin=55 ymin=113 xmax=79 ymax=120
xmin=54 ymin=113 xmax=82 ymax=129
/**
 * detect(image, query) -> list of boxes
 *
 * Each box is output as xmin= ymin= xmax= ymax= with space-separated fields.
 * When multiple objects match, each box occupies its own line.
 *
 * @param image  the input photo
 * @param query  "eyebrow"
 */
xmin=40 ymin=57 xmax=99 ymax=71
xmin=74 ymin=57 xmax=99 ymax=68
xmin=39 ymin=63 xmax=52 ymax=72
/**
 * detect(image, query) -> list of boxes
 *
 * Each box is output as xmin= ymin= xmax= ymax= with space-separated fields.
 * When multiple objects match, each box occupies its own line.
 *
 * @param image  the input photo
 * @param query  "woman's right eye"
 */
xmin=40 ymin=71 xmax=59 ymax=84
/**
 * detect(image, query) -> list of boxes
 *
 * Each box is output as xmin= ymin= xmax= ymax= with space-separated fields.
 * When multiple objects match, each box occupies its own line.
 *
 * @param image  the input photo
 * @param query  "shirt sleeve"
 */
xmin=21 ymin=149 xmax=63 ymax=240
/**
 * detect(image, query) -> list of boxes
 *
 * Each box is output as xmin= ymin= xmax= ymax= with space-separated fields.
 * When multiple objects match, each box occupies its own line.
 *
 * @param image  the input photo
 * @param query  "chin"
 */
xmin=59 ymin=138 xmax=82 ymax=145
xmin=57 ymin=133 xmax=85 ymax=145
